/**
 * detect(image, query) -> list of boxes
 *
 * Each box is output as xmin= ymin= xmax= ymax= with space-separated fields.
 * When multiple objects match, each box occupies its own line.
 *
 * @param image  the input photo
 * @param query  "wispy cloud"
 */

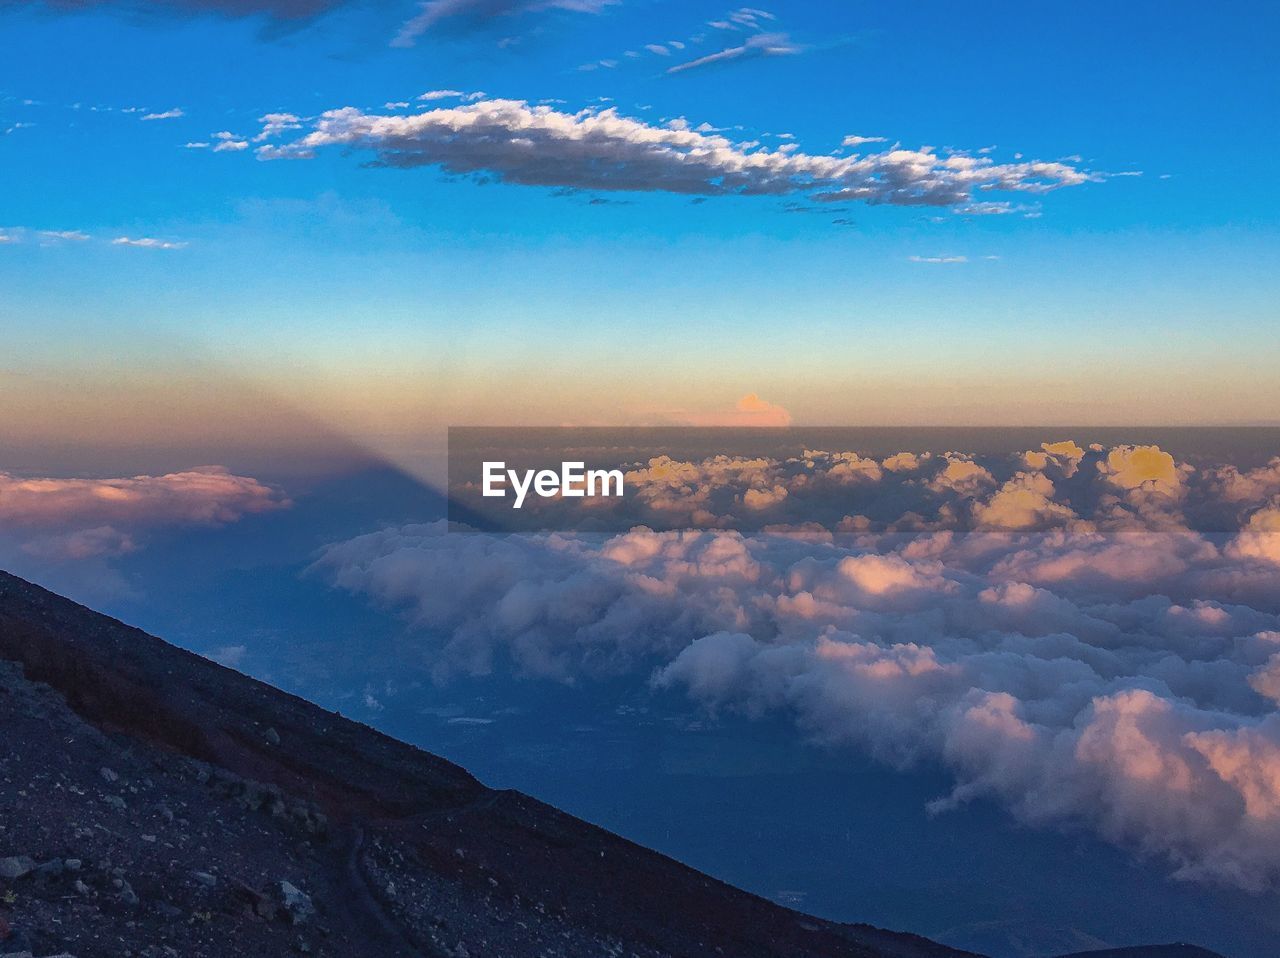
xmin=667 ymin=31 xmax=801 ymax=74
xmin=392 ymin=0 xmax=618 ymax=48
xmin=141 ymin=107 xmax=185 ymax=121
xmin=112 ymin=236 xmax=188 ymax=249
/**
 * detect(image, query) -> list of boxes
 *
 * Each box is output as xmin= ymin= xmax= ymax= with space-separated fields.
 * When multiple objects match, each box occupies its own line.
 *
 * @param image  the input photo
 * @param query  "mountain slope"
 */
xmin=0 ymin=569 xmax=986 ymax=958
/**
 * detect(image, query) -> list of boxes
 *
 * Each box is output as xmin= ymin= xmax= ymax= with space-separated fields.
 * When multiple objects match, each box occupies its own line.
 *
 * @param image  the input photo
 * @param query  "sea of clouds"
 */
xmin=313 ymin=441 xmax=1280 ymax=891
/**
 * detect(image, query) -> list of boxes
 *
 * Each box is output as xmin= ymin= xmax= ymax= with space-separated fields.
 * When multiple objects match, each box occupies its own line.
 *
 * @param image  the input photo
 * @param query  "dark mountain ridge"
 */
xmin=0 ymin=570 xmax=1226 ymax=958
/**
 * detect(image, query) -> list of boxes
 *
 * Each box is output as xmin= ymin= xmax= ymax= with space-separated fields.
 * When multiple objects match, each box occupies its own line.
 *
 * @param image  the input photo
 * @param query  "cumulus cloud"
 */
xmin=0 ymin=466 xmax=288 ymax=561
xmin=245 ymin=98 xmax=1097 ymax=210
xmin=317 ymin=439 xmax=1280 ymax=890
xmin=0 ymin=466 xmax=287 ymax=528
xmin=393 ymin=0 xmax=617 ymax=47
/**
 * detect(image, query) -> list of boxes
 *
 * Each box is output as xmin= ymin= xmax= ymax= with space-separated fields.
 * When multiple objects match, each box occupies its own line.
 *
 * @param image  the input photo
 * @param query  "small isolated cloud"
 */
xmin=674 ymin=393 xmax=793 ymax=428
xmin=207 ymin=644 xmax=249 ymax=668
xmin=418 ymin=89 xmax=465 ymax=101
xmin=141 ymin=108 xmax=185 ymax=121
xmin=708 ymin=7 xmax=776 ymax=31
xmin=668 ymin=31 xmax=801 ymax=74
xmin=111 ymin=236 xmax=188 ymax=249
xmin=246 ymin=98 xmax=1098 ymax=211
xmin=213 ymin=131 xmax=250 ymax=151
xmin=21 ymin=526 xmax=138 ymax=561
xmin=909 ymin=255 xmax=967 ymax=264
xmin=38 ymin=230 xmax=90 ymax=243
xmin=842 ymin=135 xmax=887 ymax=147
xmin=254 ymin=112 xmax=302 ymax=141
xmin=393 ymin=0 xmax=618 ymax=47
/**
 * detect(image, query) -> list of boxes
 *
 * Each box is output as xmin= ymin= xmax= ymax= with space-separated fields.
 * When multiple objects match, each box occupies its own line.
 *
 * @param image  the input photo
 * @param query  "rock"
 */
xmin=74 ymin=879 xmax=91 ymax=895
xmin=0 ymin=856 xmax=36 ymax=880
xmin=64 ymin=859 xmax=82 ymax=871
xmin=191 ymin=871 xmax=217 ymax=888
xmin=118 ymin=879 xmax=140 ymax=906
xmin=100 ymin=767 xmax=119 ymax=783
xmin=277 ymin=881 xmax=315 ymax=926
xmin=102 ymin=795 xmax=127 ymax=811
xmin=264 ymin=727 xmax=281 ymax=746
xmin=34 ymin=858 xmax=64 ymax=877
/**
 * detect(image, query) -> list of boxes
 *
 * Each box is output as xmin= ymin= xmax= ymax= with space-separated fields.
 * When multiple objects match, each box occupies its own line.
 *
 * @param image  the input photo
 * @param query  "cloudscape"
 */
xmin=2 ymin=4 xmax=1279 ymax=958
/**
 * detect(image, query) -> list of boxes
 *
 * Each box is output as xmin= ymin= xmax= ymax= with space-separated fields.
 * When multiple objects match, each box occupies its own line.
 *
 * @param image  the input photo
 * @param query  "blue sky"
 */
xmin=2 ymin=0 xmax=1279 ymax=467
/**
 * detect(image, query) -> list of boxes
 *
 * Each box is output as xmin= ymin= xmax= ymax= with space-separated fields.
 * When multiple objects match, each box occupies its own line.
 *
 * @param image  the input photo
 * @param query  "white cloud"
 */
xmin=141 ymin=108 xmax=185 ymax=121
xmin=111 ymin=236 xmax=188 ymax=249
xmin=246 ymin=98 xmax=1097 ymax=210
xmin=843 ymin=134 xmax=888 ymax=147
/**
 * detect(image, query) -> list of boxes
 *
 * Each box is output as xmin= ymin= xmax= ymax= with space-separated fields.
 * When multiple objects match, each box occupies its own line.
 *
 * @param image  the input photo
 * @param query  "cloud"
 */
xmin=38 ymin=229 xmax=90 ymax=242
xmin=393 ymin=0 xmax=618 ymax=47
xmin=315 ymin=439 xmax=1280 ymax=890
xmin=5 ymin=0 xmax=351 ymax=25
xmin=909 ymin=255 xmax=968 ymax=264
xmin=141 ymin=108 xmax=184 ymax=121
xmin=708 ymin=7 xmax=775 ymax=31
xmin=0 ymin=466 xmax=288 ymax=529
xmin=20 ymin=526 xmax=138 ymax=561
xmin=246 ymin=98 xmax=1097 ymax=210
xmin=316 ymin=513 xmax=1280 ymax=890
xmin=662 ymin=393 xmax=793 ymax=429
xmin=213 ymin=130 xmax=250 ymax=151
xmin=0 ymin=466 xmax=290 ymax=564
xmin=667 ymin=32 xmax=801 ymax=74
xmin=111 ymin=236 xmax=188 ymax=249
xmin=254 ymin=112 xmax=301 ymax=141
xmin=843 ymin=135 xmax=887 ymax=147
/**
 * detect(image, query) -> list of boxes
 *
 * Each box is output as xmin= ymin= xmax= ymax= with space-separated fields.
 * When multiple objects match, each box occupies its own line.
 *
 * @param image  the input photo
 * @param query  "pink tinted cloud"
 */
xmin=0 ymin=466 xmax=289 ymax=529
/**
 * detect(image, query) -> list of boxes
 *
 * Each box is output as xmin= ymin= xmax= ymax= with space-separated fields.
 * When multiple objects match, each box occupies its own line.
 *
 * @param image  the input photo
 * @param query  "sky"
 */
xmin=3 ymin=0 xmax=1280 ymax=483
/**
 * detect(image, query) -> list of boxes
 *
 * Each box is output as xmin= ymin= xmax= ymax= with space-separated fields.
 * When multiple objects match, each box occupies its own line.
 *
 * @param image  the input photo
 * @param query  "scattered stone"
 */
xmin=191 ymin=871 xmax=217 ymax=888
xmin=0 ymin=856 xmax=35 ymax=880
xmin=34 ymin=858 xmax=64 ymax=877
xmin=277 ymin=881 xmax=315 ymax=926
xmin=264 ymin=727 xmax=281 ymax=746
xmin=100 ymin=767 xmax=119 ymax=784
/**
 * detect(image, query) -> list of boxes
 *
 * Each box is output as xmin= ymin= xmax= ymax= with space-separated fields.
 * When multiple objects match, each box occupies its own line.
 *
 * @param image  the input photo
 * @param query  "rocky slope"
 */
xmin=0 ymin=570 xmax=1226 ymax=958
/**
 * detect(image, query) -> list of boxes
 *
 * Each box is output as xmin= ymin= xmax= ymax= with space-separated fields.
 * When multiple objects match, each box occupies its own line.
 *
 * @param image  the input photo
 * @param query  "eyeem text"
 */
xmin=482 ymin=461 xmax=625 ymax=509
